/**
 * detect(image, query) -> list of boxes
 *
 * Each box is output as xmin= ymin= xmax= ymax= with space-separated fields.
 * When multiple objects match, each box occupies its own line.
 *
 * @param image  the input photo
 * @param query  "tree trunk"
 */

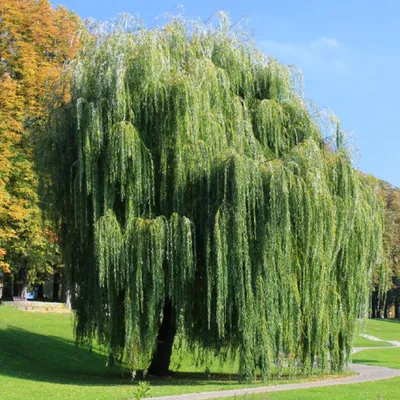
xmin=37 ymin=283 xmax=44 ymax=299
xmin=65 ymin=289 xmax=72 ymax=309
xmin=21 ymin=280 xmax=28 ymax=300
xmin=53 ymin=272 xmax=60 ymax=301
xmin=371 ymin=289 xmax=382 ymax=318
xmin=61 ymin=272 xmax=72 ymax=309
xmin=148 ymin=299 xmax=176 ymax=376
xmin=1 ymin=275 xmax=13 ymax=299
xmin=13 ymin=267 xmax=28 ymax=300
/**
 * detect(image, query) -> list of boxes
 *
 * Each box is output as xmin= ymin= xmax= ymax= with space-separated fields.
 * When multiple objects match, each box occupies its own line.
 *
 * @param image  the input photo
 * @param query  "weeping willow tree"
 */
xmin=40 ymin=13 xmax=383 ymax=381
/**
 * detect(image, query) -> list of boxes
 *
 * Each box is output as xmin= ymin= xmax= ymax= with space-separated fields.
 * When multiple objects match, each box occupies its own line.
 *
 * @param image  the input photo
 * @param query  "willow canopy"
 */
xmin=41 ymin=14 xmax=383 ymax=381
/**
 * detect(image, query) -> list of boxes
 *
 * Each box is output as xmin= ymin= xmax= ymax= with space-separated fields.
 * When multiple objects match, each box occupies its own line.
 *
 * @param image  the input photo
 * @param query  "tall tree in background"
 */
xmin=0 ymin=0 xmax=80 ymax=295
xmin=41 ymin=15 xmax=383 ymax=381
xmin=372 ymin=180 xmax=400 ymax=317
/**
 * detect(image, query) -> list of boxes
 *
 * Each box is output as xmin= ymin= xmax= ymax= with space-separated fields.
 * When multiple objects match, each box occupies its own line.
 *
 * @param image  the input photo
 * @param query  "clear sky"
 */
xmin=54 ymin=0 xmax=400 ymax=187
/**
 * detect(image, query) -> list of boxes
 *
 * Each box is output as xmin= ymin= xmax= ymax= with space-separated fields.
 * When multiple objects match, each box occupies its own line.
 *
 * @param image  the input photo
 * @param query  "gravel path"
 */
xmin=145 ymin=342 xmax=400 ymax=400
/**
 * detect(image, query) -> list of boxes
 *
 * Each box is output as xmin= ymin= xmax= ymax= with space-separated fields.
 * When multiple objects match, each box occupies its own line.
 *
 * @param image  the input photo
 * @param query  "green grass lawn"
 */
xmin=0 ymin=306 xmax=349 ymax=400
xmin=353 ymin=347 xmax=400 ymax=369
xmin=352 ymin=318 xmax=400 ymax=347
xmin=220 ymin=377 xmax=400 ymax=400
xmin=352 ymin=335 xmax=391 ymax=347
xmin=1 ymin=306 xmax=399 ymax=400
xmin=357 ymin=318 xmax=400 ymax=342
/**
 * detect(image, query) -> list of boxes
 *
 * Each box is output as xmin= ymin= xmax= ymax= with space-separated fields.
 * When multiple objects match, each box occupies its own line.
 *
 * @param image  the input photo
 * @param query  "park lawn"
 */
xmin=218 ymin=376 xmax=400 ymax=400
xmin=352 ymin=347 xmax=400 ymax=369
xmin=352 ymin=318 xmax=400 ymax=347
xmin=353 ymin=335 xmax=391 ymax=347
xmin=358 ymin=318 xmax=400 ymax=342
xmin=0 ymin=306 xmax=349 ymax=400
xmin=1 ymin=306 xmax=398 ymax=400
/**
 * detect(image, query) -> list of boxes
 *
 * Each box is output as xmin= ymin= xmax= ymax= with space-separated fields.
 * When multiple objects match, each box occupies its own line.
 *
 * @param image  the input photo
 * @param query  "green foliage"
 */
xmin=132 ymin=381 xmax=151 ymax=400
xmin=376 ymin=180 xmax=400 ymax=313
xmin=40 ymin=14 xmax=383 ymax=381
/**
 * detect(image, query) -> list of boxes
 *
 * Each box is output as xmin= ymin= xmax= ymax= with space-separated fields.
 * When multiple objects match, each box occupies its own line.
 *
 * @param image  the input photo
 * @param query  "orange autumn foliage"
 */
xmin=0 ymin=0 xmax=80 ymax=275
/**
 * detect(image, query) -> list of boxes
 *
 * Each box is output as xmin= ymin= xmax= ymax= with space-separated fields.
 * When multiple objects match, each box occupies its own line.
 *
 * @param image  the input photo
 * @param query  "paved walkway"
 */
xmin=146 ymin=341 xmax=400 ymax=400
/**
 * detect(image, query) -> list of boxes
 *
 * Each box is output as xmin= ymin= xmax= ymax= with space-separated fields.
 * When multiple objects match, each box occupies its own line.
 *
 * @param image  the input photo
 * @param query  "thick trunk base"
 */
xmin=148 ymin=300 xmax=176 ymax=376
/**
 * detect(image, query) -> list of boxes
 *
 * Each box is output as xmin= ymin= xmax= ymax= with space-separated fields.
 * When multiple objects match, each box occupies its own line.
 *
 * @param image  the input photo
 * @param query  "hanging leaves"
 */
xmin=40 ymin=14 xmax=383 ymax=381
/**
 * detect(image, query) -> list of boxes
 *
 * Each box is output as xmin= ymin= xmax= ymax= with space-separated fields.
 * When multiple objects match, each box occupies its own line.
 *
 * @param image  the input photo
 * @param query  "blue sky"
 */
xmin=55 ymin=0 xmax=400 ymax=186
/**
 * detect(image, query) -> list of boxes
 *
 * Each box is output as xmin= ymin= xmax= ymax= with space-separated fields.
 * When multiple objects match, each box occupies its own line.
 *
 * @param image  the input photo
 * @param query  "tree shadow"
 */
xmin=381 ymin=319 xmax=400 ymax=324
xmin=0 ymin=326 xmax=245 ymax=387
xmin=352 ymin=358 xmax=397 ymax=368
xmin=0 ymin=326 xmax=134 ymax=386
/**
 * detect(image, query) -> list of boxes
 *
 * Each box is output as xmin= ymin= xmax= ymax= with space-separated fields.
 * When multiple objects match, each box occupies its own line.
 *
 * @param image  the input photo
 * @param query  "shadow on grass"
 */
xmin=0 ymin=326 xmax=243 ymax=387
xmin=352 ymin=358 xmax=397 ymax=369
xmin=381 ymin=319 xmax=400 ymax=324
xmin=0 ymin=326 xmax=131 ymax=385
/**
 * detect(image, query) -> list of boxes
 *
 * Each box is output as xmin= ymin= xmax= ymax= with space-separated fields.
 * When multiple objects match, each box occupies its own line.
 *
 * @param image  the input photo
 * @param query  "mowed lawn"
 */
xmin=352 ymin=335 xmax=391 ymax=347
xmin=353 ymin=347 xmax=400 ymax=369
xmin=352 ymin=318 xmax=400 ymax=370
xmin=357 ymin=318 xmax=400 ymax=342
xmin=0 ymin=306 xmax=348 ymax=400
xmin=353 ymin=318 xmax=400 ymax=347
xmin=0 ymin=305 xmax=399 ymax=400
xmin=220 ymin=377 xmax=400 ymax=400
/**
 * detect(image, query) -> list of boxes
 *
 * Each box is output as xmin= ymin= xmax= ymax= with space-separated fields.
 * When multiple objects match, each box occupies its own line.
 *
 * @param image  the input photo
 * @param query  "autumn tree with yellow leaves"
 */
xmin=0 ymin=0 xmax=80 ymax=296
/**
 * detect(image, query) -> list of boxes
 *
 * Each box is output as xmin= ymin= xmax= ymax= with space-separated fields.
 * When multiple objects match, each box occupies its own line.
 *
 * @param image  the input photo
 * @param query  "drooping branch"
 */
xmin=40 ymin=13 xmax=383 ymax=381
